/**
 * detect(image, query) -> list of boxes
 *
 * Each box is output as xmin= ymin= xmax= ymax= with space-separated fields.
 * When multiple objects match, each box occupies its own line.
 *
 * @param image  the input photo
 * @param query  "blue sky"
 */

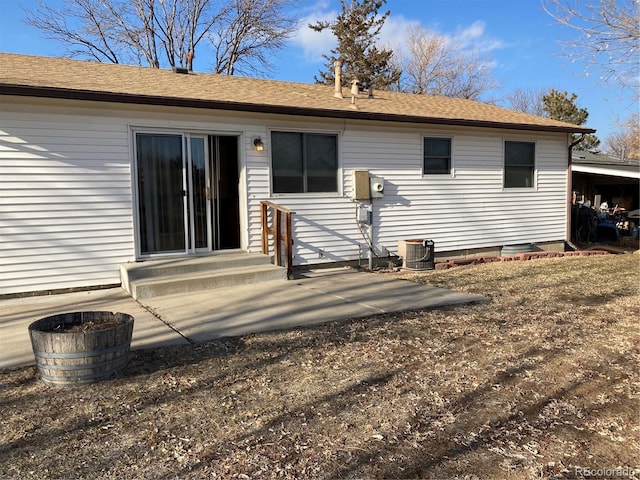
xmin=0 ymin=0 xmax=634 ymax=141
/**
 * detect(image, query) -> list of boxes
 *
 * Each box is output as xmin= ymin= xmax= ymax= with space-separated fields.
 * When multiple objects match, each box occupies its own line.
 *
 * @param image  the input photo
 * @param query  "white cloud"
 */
xmin=450 ymin=21 xmax=504 ymax=54
xmin=289 ymin=3 xmax=504 ymax=63
xmin=379 ymin=14 xmax=421 ymax=57
xmin=290 ymin=1 xmax=338 ymax=63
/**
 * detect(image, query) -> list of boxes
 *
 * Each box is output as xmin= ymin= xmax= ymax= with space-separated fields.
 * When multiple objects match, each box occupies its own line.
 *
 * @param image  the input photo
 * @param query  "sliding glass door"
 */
xmin=187 ymin=136 xmax=210 ymax=252
xmin=135 ymin=132 xmax=240 ymax=257
xmin=136 ymin=133 xmax=186 ymax=255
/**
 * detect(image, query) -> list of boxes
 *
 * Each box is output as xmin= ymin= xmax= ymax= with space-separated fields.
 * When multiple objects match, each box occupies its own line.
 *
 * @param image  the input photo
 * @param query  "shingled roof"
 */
xmin=0 ymin=53 xmax=595 ymax=134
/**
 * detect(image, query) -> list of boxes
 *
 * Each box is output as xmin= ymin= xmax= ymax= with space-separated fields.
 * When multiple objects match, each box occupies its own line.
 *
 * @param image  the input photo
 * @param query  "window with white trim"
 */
xmin=271 ymin=131 xmax=338 ymax=193
xmin=423 ymin=137 xmax=452 ymax=175
xmin=504 ymin=141 xmax=535 ymax=188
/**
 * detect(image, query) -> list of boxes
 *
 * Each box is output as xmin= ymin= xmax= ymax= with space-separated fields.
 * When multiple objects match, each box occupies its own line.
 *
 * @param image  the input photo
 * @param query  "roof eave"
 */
xmin=0 ymin=84 xmax=596 ymax=134
xmin=572 ymin=164 xmax=640 ymax=179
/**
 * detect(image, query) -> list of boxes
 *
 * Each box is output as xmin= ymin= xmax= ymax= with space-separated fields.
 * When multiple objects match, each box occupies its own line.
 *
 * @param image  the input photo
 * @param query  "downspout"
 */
xmin=566 ymin=133 xmax=586 ymax=248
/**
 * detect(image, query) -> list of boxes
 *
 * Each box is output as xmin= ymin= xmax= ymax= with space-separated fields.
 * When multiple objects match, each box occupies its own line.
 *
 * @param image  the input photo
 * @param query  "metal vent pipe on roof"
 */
xmin=334 ymin=60 xmax=343 ymax=99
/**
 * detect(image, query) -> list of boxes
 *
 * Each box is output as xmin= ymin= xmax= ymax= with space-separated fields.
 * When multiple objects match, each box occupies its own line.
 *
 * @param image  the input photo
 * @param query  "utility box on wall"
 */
xmin=370 ymin=176 xmax=384 ymax=199
xmin=352 ymin=170 xmax=370 ymax=200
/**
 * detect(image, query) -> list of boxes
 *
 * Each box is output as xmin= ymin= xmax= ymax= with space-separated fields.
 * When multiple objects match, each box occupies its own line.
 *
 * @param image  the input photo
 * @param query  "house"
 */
xmin=0 ymin=53 xmax=594 ymax=296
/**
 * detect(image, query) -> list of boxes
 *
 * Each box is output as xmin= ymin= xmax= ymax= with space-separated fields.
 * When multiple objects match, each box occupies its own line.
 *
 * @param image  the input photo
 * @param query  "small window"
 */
xmin=423 ymin=137 xmax=451 ymax=174
xmin=504 ymin=141 xmax=535 ymax=188
xmin=272 ymin=131 xmax=338 ymax=193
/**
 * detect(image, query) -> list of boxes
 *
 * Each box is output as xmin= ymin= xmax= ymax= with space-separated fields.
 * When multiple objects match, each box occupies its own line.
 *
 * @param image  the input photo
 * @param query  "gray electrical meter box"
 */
xmin=369 ymin=176 xmax=384 ymax=198
xmin=356 ymin=205 xmax=370 ymax=224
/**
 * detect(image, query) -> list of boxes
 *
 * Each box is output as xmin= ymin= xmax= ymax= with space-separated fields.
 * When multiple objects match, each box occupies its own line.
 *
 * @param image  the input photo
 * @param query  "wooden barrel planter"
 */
xmin=29 ymin=311 xmax=134 ymax=387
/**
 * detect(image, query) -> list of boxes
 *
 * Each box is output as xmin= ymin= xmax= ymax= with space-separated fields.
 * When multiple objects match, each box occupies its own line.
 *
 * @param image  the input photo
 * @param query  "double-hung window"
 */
xmin=271 ymin=131 xmax=338 ymax=193
xmin=423 ymin=137 xmax=452 ymax=175
xmin=504 ymin=141 xmax=535 ymax=188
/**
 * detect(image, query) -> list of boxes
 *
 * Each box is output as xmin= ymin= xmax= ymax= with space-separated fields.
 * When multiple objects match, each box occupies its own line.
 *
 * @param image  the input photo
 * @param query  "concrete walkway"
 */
xmin=0 ymin=268 xmax=486 ymax=369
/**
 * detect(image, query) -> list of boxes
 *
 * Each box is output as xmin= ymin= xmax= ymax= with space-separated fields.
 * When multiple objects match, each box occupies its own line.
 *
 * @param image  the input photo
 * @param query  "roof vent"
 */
xmin=173 ymin=67 xmax=189 ymax=74
xmin=359 ymin=81 xmax=374 ymax=98
xmin=333 ymin=61 xmax=343 ymax=99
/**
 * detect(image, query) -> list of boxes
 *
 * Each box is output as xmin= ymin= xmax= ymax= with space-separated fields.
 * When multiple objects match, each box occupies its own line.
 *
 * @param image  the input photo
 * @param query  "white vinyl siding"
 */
xmin=0 ymin=100 xmax=263 ymax=295
xmin=0 ymin=108 xmax=134 ymax=295
xmin=369 ymin=127 xmax=567 ymax=253
xmin=1 ymin=97 xmax=570 ymax=294
xmin=268 ymin=125 xmax=568 ymax=264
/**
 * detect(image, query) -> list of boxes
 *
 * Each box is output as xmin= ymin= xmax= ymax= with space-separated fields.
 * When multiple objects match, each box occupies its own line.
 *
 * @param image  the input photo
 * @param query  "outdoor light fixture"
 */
xmin=253 ymin=137 xmax=264 ymax=152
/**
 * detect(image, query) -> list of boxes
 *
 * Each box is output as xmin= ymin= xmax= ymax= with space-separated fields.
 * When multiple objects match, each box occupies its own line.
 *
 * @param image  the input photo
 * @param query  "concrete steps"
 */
xmin=121 ymin=252 xmax=287 ymax=300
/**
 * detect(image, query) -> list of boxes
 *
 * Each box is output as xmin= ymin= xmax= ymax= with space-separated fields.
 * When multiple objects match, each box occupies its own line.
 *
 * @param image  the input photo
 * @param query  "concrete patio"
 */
xmin=0 ymin=268 xmax=487 ymax=370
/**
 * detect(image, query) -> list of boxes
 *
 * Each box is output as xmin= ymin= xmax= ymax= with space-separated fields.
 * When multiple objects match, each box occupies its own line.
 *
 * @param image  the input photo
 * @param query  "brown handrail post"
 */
xmin=260 ymin=202 xmax=269 ymax=254
xmin=274 ymin=209 xmax=282 ymax=266
xmin=260 ymin=201 xmax=296 ymax=279
xmin=285 ymin=210 xmax=293 ymax=273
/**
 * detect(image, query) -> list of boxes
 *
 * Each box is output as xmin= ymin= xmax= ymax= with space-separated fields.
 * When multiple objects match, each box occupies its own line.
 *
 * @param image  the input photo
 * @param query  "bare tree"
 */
xmin=149 ymin=0 xmax=225 ymax=70
xmin=395 ymin=25 xmax=496 ymax=100
xmin=25 ymin=0 xmax=297 ymax=74
xmin=505 ymin=87 xmax=548 ymax=116
xmin=542 ymin=0 xmax=640 ymax=97
xmin=24 ymin=0 xmax=124 ymax=64
xmin=605 ymin=113 xmax=640 ymax=159
xmin=210 ymin=0 xmax=298 ymax=76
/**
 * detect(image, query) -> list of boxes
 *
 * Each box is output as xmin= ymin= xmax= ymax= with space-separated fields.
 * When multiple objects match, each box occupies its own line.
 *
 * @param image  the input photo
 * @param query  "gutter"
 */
xmin=0 ymin=84 xmax=596 ymax=135
xmin=569 ymin=133 xmax=587 ymax=153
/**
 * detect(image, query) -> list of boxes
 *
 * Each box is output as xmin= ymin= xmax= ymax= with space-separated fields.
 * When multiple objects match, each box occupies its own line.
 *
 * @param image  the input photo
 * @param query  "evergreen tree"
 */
xmin=542 ymin=88 xmax=599 ymax=146
xmin=542 ymin=89 xmax=588 ymax=125
xmin=580 ymin=134 xmax=601 ymax=151
xmin=309 ymin=0 xmax=400 ymax=90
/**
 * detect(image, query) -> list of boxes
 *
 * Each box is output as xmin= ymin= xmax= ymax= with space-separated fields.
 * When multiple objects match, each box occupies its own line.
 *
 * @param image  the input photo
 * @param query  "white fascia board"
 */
xmin=572 ymin=164 xmax=640 ymax=179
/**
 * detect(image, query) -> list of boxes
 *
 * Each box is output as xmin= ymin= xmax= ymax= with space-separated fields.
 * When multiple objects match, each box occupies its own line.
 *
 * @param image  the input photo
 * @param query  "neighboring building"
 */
xmin=0 ymin=53 xmax=594 ymax=296
xmin=572 ymin=148 xmax=640 ymax=212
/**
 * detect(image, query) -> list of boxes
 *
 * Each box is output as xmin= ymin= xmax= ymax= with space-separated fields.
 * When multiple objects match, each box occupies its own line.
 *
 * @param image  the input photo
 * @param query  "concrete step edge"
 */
xmin=123 ymin=254 xmax=274 ymax=280
xmin=129 ymin=263 xmax=284 ymax=286
xmin=129 ymin=264 xmax=288 ymax=299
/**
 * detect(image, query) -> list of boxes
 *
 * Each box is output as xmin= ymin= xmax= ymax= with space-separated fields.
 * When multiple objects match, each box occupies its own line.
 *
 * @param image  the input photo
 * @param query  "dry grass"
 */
xmin=1 ymin=255 xmax=639 ymax=479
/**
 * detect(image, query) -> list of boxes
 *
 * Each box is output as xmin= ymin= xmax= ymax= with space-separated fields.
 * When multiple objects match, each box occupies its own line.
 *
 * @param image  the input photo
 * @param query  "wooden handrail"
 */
xmin=260 ymin=201 xmax=295 ymax=279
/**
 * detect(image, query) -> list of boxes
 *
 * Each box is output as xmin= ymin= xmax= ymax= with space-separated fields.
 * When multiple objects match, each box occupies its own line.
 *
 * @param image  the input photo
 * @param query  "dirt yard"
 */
xmin=1 ymin=254 xmax=638 ymax=479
